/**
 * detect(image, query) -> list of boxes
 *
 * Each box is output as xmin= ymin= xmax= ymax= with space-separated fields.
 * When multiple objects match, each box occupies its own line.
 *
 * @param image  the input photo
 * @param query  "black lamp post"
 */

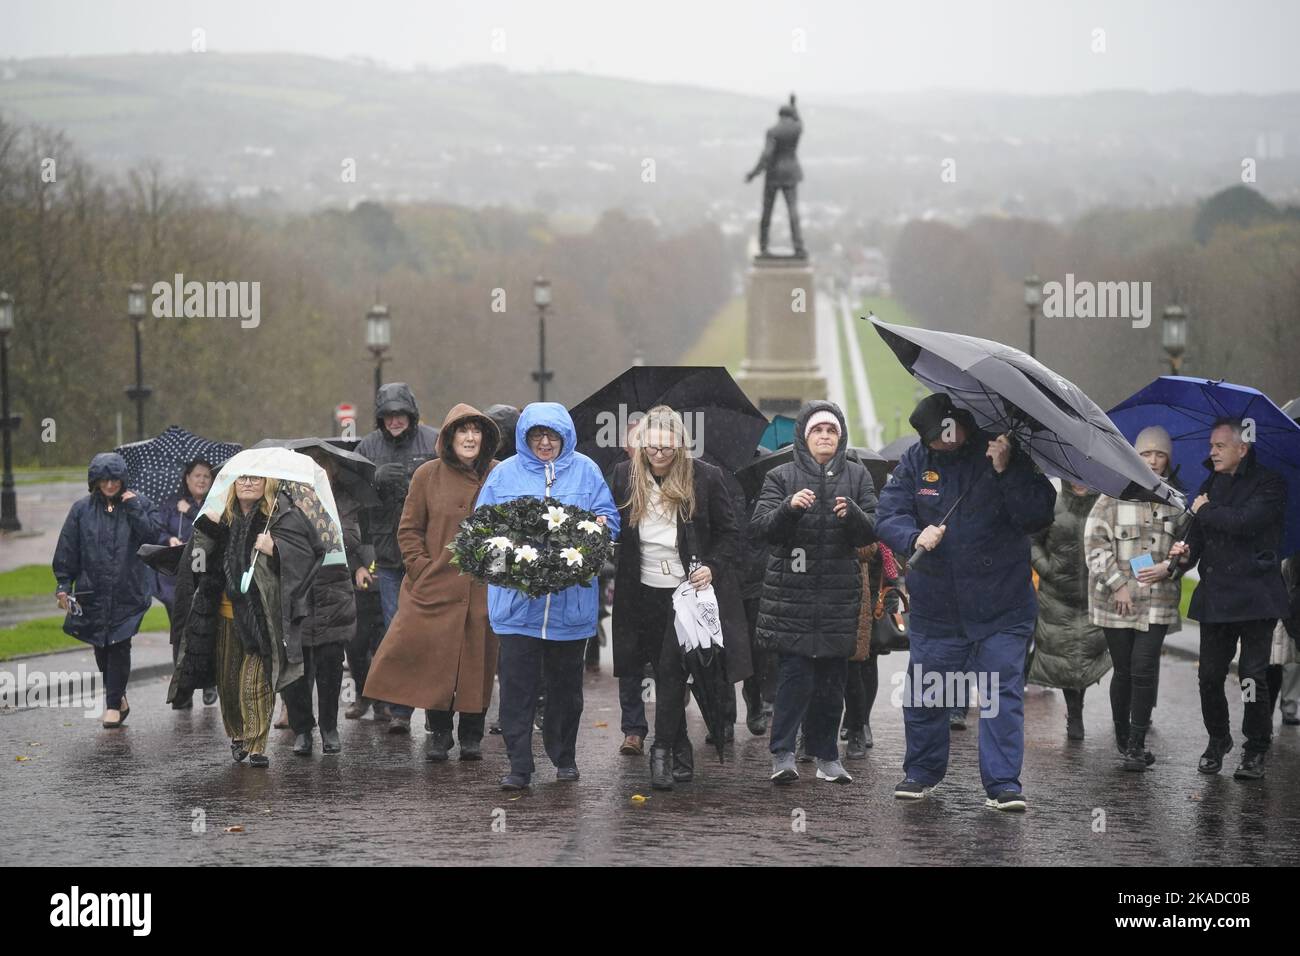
xmin=366 ymin=303 xmax=391 ymax=406
xmin=0 ymin=292 xmax=20 ymax=532
xmin=1161 ymin=305 xmax=1187 ymax=375
xmin=1024 ymin=275 xmax=1042 ymax=359
xmin=531 ymin=277 xmax=554 ymax=402
xmin=124 ymin=282 xmax=151 ymax=440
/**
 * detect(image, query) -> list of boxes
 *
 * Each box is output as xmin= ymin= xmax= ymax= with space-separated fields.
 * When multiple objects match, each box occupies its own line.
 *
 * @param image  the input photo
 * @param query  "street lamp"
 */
xmin=124 ymin=282 xmax=152 ymax=441
xmin=1161 ymin=305 xmax=1187 ymax=375
xmin=531 ymin=276 xmax=554 ymax=402
xmin=366 ymin=303 xmax=391 ymax=403
xmin=0 ymin=292 xmax=21 ymax=531
xmin=1024 ymin=275 xmax=1043 ymax=359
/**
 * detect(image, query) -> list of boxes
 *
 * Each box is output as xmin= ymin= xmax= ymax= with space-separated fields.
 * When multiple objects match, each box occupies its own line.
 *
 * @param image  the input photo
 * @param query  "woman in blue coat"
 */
xmin=53 ymin=453 xmax=163 ymax=728
xmin=476 ymin=403 xmax=620 ymax=791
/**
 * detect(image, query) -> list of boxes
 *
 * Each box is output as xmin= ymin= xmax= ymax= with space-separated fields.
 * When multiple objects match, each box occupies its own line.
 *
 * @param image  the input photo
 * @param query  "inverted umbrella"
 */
xmin=570 ymin=366 xmax=768 ymax=475
xmin=759 ymin=415 xmax=798 ymax=451
xmin=1108 ymin=377 xmax=1300 ymax=553
xmin=115 ymin=425 xmax=241 ymax=503
xmin=672 ymin=577 xmax=729 ymax=763
xmin=736 ymin=445 xmax=890 ymax=504
xmin=869 ymin=317 xmax=1184 ymax=509
xmin=199 ymin=447 xmax=349 ymax=568
xmin=252 ymin=437 xmax=379 ymax=507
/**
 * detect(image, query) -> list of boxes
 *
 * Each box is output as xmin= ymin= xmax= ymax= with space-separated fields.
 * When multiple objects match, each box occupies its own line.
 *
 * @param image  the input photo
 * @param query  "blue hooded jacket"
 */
xmin=476 ymin=403 xmax=620 ymax=640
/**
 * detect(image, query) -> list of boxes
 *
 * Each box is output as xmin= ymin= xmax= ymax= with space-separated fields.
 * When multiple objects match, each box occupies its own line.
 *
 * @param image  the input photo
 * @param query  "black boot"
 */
xmin=1233 ymin=750 xmax=1266 ymax=780
xmin=320 ymin=728 xmax=341 ymax=754
xmin=1064 ymin=687 xmax=1085 ymax=740
xmin=845 ymin=726 xmax=869 ymax=759
xmin=650 ymin=746 xmax=674 ymax=791
xmin=424 ymin=729 xmax=454 ymax=762
xmin=672 ymin=737 xmax=694 ymax=783
xmin=1198 ymin=735 xmax=1233 ymax=774
xmin=1116 ymin=720 xmax=1155 ymax=766
xmin=292 ymin=732 xmax=313 ymax=756
xmin=458 ymin=736 xmax=483 ymax=761
xmin=1122 ymin=722 xmax=1149 ymax=772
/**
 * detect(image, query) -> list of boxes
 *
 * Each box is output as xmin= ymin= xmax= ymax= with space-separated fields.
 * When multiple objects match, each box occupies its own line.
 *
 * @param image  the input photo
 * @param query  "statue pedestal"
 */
xmin=735 ymin=256 xmax=827 ymax=417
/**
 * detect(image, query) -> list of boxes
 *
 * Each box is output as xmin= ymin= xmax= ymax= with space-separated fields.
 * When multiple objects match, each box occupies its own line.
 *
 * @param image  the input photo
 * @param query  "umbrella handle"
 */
xmin=241 ymin=494 xmax=279 ymax=592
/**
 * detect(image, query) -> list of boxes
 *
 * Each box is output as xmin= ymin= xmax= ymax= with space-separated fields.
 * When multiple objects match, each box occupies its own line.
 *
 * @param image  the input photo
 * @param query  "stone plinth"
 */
xmin=734 ymin=256 xmax=827 ymax=417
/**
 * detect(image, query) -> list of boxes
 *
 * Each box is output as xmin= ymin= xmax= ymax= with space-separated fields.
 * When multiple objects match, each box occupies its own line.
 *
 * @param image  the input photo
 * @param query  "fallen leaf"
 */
xmin=593 ymin=721 xmax=608 ymax=728
xmin=224 ymin=825 xmax=245 ymax=833
xmin=1189 ymin=792 xmax=1202 ymax=801
xmin=630 ymin=794 xmax=648 ymax=804
xmin=16 ymin=755 xmax=30 ymax=762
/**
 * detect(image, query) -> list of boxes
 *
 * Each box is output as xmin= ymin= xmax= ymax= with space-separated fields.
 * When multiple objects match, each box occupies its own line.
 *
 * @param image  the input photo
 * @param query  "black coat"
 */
xmin=299 ymin=485 xmax=361 ymax=648
xmin=168 ymin=488 xmax=324 ymax=700
xmin=53 ymin=453 xmax=163 ymax=648
xmin=1179 ymin=450 xmax=1291 ymax=623
xmin=750 ymin=401 xmax=878 ymax=658
xmin=608 ymin=458 xmax=753 ymax=684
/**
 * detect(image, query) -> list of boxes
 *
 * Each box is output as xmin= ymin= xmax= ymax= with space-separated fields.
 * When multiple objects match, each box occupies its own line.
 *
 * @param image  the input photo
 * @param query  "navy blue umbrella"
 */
xmin=1108 ymin=377 xmax=1300 ymax=553
xmin=115 ymin=425 xmax=241 ymax=504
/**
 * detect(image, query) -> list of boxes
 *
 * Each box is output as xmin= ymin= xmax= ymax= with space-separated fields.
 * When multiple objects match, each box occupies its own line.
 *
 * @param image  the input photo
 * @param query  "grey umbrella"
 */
xmin=868 ymin=317 xmax=1185 ymax=509
xmin=251 ymin=437 xmax=379 ymax=507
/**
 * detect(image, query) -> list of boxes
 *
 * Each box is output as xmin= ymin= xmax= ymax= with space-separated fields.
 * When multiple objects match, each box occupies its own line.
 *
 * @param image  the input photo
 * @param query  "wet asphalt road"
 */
xmin=4 ymin=641 xmax=1300 ymax=866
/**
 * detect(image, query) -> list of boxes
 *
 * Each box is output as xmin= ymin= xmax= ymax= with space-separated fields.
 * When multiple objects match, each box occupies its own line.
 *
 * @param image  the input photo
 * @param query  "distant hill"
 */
xmin=3 ymin=54 xmax=1298 ymax=225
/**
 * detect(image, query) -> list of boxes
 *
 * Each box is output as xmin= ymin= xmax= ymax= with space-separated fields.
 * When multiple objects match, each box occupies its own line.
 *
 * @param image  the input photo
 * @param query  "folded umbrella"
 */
xmin=570 ymin=366 xmax=769 ymax=476
xmin=672 ymin=578 xmax=729 ymax=763
xmin=115 ymin=425 xmax=241 ymax=503
xmin=1108 ymin=376 xmax=1300 ymax=553
xmin=869 ymin=317 xmax=1184 ymax=509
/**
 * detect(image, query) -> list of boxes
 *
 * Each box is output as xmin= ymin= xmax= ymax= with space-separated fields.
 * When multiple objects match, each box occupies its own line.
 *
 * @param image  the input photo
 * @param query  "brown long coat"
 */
xmin=362 ymin=404 xmax=500 ymax=712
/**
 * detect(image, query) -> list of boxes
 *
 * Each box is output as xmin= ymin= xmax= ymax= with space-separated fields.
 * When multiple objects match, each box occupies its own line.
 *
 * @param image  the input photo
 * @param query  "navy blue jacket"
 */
xmin=876 ymin=431 xmax=1056 ymax=639
xmin=53 ymin=453 xmax=163 ymax=647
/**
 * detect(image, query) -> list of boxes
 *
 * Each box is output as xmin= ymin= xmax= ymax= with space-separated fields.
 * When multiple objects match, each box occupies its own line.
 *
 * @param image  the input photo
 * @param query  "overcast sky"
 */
xmin=4 ymin=0 xmax=1298 ymax=97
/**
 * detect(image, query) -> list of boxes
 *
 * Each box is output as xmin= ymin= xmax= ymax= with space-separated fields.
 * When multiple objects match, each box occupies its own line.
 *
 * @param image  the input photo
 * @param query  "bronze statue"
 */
xmin=745 ymin=93 xmax=805 ymax=258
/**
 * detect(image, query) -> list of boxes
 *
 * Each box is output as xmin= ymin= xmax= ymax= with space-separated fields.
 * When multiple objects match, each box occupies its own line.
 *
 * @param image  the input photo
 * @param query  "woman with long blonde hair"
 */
xmin=607 ymin=406 xmax=751 ymax=790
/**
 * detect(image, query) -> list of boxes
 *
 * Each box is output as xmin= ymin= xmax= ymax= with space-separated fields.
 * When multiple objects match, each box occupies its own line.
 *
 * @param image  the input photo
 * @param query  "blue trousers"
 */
xmin=375 ymin=567 xmax=417 ymax=719
xmin=902 ymin=619 xmax=1032 ymax=797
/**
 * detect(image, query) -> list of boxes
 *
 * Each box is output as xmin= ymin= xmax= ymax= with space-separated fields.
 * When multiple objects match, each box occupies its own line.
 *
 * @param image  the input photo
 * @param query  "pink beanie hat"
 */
xmin=804 ymin=410 xmax=841 ymax=440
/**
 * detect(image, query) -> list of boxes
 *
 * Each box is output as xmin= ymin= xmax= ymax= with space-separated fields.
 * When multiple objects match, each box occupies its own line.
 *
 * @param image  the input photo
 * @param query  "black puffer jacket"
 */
xmin=750 ymin=401 xmax=878 ymax=658
xmin=299 ymin=484 xmax=361 ymax=647
xmin=356 ymin=383 xmax=440 ymax=570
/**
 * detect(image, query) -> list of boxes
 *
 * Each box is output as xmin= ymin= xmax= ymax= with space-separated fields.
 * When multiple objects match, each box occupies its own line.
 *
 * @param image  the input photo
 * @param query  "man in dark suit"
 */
xmin=1170 ymin=418 xmax=1291 ymax=780
xmin=745 ymin=94 xmax=805 ymax=257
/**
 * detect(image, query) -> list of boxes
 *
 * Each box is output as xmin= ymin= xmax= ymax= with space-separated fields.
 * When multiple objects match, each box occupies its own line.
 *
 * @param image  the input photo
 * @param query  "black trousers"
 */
xmin=427 ymin=708 xmax=486 ymax=742
xmin=345 ymin=588 xmax=385 ymax=703
xmin=843 ymin=655 xmax=880 ymax=730
xmin=496 ymin=633 xmax=587 ymax=775
xmin=770 ymin=654 xmax=846 ymax=760
xmin=739 ymin=596 xmax=776 ymax=719
xmin=94 ymin=639 xmax=132 ymax=710
xmin=284 ymin=643 xmax=345 ymax=734
xmin=1199 ymin=619 xmax=1275 ymax=754
xmin=1104 ymin=624 xmax=1167 ymax=732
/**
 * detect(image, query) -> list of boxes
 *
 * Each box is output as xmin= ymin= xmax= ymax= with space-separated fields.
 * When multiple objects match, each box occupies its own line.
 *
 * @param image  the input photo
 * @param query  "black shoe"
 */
xmin=231 ymin=741 xmax=249 ymax=763
xmin=1066 ymin=714 xmax=1085 ymax=741
xmin=796 ymin=732 xmax=813 ymax=763
xmin=388 ymin=716 xmax=411 ymax=735
xmin=1122 ymin=723 xmax=1149 ymax=772
xmin=458 ymin=737 xmax=483 ymax=761
xmin=672 ymin=738 xmax=694 ymax=783
xmin=893 ymin=778 xmax=933 ymax=800
xmin=320 ymin=729 xmax=341 ymax=754
xmin=650 ymin=747 xmax=674 ymax=791
xmin=172 ymin=695 xmax=194 ymax=711
xmin=292 ymin=732 xmax=313 ymax=756
xmin=1283 ymin=714 xmax=1300 ymax=726
xmin=1198 ymin=735 xmax=1233 ymax=774
xmin=556 ymin=766 xmax=579 ymax=782
xmin=745 ymin=709 xmax=769 ymax=737
xmin=248 ymin=753 xmax=270 ymax=768
xmin=202 ymin=686 xmax=219 ymax=706
xmin=489 ymin=719 xmax=503 ymax=735
xmin=1233 ymin=751 xmax=1266 ymax=780
xmin=861 ymin=724 xmax=874 ymax=749
xmin=984 ymin=790 xmax=1027 ymax=812
xmin=845 ymin=726 xmax=868 ymax=759
xmin=424 ymin=729 xmax=454 ymax=762
xmin=949 ymin=710 xmax=968 ymax=731
xmin=1114 ymin=724 xmax=1155 ymax=766
xmin=499 ymin=772 xmax=530 ymax=791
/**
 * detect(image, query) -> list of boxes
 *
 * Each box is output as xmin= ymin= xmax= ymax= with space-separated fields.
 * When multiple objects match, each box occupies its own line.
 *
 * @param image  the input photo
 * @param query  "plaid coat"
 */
xmin=1084 ymin=494 xmax=1182 ymax=632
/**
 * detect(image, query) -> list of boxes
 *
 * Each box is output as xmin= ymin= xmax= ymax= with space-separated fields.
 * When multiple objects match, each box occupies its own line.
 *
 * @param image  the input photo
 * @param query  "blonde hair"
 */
xmin=222 ymin=477 xmax=280 ymax=523
xmin=623 ymin=405 xmax=695 ymax=527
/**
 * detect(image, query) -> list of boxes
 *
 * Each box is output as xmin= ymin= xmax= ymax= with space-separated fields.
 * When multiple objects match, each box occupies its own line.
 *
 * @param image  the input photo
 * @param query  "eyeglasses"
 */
xmin=645 ymin=446 xmax=676 ymax=456
xmin=528 ymin=431 xmax=561 ymax=444
xmin=234 ymin=476 xmax=264 ymax=486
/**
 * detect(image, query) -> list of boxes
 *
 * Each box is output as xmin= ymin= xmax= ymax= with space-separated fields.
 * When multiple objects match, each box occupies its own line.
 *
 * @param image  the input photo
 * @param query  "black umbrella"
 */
xmin=686 ymin=645 xmax=731 ymax=763
xmin=868 ymin=317 xmax=1184 ymax=508
xmin=569 ymin=366 xmax=768 ymax=475
xmin=876 ymin=433 xmax=919 ymax=465
xmin=251 ymin=437 xmax=379 ymax=507
xmin=115 ymin=425 xmax=241 ymax=503
xmin=735 ymin=445 xmax=891 ymax=504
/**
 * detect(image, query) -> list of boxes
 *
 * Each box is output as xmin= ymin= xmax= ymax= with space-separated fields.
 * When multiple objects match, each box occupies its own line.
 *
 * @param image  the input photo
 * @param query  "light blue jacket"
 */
xmin=476 ymin=403 xmax=621 ymax=640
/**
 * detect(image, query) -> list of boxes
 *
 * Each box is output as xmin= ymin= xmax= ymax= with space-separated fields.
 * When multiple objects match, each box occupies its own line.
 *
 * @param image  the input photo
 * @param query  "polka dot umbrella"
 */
xmin=114 ymin=425 xmax=242 ymax=504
